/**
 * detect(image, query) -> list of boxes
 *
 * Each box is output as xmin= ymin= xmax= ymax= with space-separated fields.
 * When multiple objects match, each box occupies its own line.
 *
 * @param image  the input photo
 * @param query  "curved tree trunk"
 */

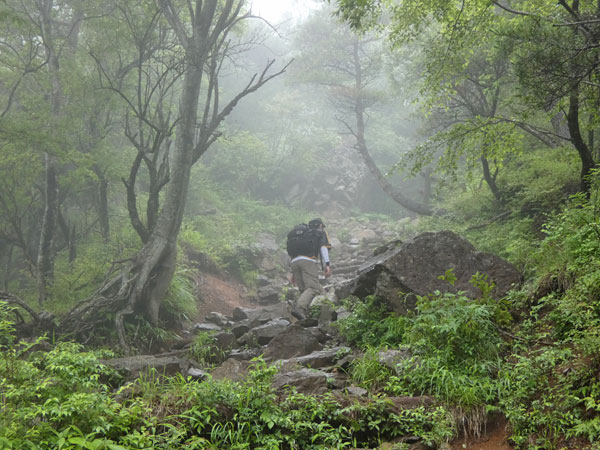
xmin=354 ymin=104 xmax=436 ymax=216
xmin=567 ymin=87 xmax=596 ymax=194
xmin=350 ymin=40 xmax=436 ymax=216
xmin=481 ymin=155 xmax=502 ymax=202
xmin=62 ymin=0 xmax=287 ymax=353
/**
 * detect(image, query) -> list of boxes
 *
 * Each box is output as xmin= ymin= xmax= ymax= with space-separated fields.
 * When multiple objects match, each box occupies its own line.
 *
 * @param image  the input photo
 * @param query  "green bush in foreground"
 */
xmin=0 ymin=304 xmax=453 ymax=449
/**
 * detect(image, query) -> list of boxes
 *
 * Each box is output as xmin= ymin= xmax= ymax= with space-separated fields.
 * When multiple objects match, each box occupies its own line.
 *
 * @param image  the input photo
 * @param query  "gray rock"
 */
xmin=193 ymin=322 xmax=222 ymax=332
xmin=210 ymin=358 xmax=251 ymax=382
xmin=263 ymin=325 xmax=323 ymax=361
xmin=271 ymin=368 xmax=330 ymax=395
xmin=204 ymin=312 xmax=232 ymax=328
xmin=377 ymin=348 xmax=412 ymax=373
xmin=228 ymin=348 xmax=261 ymax=361
xmin=102 ymin=354 xmax=189 ymax=380
xmin=187 ymin=367 xmax=208 ymax=380
xmin=347 ymin=230 xmax=523 ymax=314
xmin=231 ymin=322 xmax=250 ymax=338
xmin=294 ymin=347 xmax=352 ymax=369
xmin=257 ymin=286 xmax=280 ymax=305
xmin=256 ymin=275 xmax=272 ymax=287
xmin=213 ymin=331 xmax=238 ymax=350
xmin=346 ymin=385 xmax=368 ymax=397
xmin=238 ymin=318 xmax=290 ymax=346
xmin=232 ymin=302 xmax=290 ymax=327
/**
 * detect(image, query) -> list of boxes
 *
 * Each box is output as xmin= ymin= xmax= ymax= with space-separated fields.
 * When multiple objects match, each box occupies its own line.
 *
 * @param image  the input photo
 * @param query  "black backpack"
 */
xmin=286 ymin=224 xmax=321 ymax=258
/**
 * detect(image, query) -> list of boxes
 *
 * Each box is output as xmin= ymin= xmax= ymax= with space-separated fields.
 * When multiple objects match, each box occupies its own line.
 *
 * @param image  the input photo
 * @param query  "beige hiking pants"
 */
xmin=291 ymin=258 xmax=323 ymax=310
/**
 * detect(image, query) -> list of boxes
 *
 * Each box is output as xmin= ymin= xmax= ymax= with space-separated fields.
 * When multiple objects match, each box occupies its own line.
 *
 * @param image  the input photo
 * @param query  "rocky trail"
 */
xmin=104 ymin=220 xmax=520 ymax=449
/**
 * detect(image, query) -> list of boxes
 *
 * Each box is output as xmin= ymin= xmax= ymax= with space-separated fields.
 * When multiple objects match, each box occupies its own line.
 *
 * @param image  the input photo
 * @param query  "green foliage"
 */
xmin=0 ymin=340 xmax=136 ymax=449
xmin=48 ymin=242 xmax=116 ymax=313
xmin=189 ymin=331 xmax=227 ymax=367
xmin=336 ymin=295 xmax=410 ymax=349
xmin=1 ymin=317 xmax=456 ymax=450
xmin=496 ymin=346 xmax=599 ymax=449
xmin=487 ymin=180 xmax=600 ymax=448
xmin=350 ymin=347 xmax=392 ymax=390
xmin=0 ymin=301 xmax=16 ymax=347
xmin=161 ymin=271 xmax=197 ymax=325
xmin=387 ymin=290 xmax=502 ymax=406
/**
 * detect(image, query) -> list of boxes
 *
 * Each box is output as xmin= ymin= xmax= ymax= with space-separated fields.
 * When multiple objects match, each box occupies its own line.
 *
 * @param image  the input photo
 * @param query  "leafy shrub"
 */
xmin=336 ymin=295 xmax=409 ymax=349
xmin=350 ymin=347 xmax=393 ymax=390
xmin=189 ymin=331 xmax=228 ymax=367
xmin=161 ymin=270 xmax=197 ymax=325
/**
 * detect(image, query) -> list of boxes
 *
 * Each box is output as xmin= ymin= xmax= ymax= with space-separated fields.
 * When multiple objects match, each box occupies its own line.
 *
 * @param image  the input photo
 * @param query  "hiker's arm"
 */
xmin=320 ymin=246 xmax=331 ymax=276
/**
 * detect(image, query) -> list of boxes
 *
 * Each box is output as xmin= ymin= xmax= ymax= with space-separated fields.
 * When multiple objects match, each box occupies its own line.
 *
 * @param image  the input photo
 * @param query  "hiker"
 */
xmin=286 ymin=218 xmax=332 ymax=320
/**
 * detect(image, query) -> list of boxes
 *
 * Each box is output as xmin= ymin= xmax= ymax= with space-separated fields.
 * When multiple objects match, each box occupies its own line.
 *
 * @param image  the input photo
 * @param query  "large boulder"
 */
xmin=232 ymin=302 xmax=290 ymax=327
xmin=263 ymin=325 xmax=324 ymax=361
xmin=271 ymin=368 xmax=331 ymax=395
xmin=102 ymin=354 xmax=190 ymax=380
xmin=238 ymin=318 xmax=291 ymax=346
xmin=342 ymin=230 xmax=522 ymax=314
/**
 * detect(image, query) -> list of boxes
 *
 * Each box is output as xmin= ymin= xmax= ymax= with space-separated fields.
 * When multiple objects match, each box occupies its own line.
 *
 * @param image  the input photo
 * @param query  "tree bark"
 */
xmin=2 ymin=244 xmax=13 ymax=291
xmin=94 ymin=166 xmax=110 ymax=242
xmin=351 ymin=40 xmax=435 ymax=216
xmin=37 ymin=153 xmax=59 ymax=305
xmin=36 ymin=0 xmax=62 ymax=304
xmin=567 ymin=87 xmax=596 ymax=193
xmin=481 ymin=155 xmax=502 ymax=202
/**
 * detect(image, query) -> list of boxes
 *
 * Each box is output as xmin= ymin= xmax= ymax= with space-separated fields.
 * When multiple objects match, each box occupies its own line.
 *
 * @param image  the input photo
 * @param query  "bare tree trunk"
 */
xmin=2 ymin=244 xmax=13 ymax=291
xmin=567 ymin=87 xmax=596 ymax=194
xmin=351 ymin=40 xmax=435 ymax=216
xmin=94 ymin=167 xmax=110 ymax=242
xmin=36 ymin=153 xmax=59 ymax=305
xmin=62 ymin=0 xmax=286 ymax=353
xmin=481 ymin=155 xmax=502 ymax=202
xmin=36 ymin=0 xmax=62 ymax=305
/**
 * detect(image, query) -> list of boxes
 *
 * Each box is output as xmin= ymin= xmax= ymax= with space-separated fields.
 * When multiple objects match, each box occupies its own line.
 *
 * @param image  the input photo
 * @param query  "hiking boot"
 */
xmin=290 ymin=304 xmax=306 ymax=321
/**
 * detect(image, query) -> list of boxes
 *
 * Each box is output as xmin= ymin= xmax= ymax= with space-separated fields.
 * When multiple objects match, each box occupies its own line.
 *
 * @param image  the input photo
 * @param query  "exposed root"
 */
xmin=59 ymin=261 xmax=140 ymax=352
xmin=452 ymin=405 xmax=488 ymax=440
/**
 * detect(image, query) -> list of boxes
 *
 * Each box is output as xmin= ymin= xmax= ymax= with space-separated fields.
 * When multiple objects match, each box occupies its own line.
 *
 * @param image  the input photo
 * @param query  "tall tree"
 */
xmin=334 ymin=0 xmax=600 ymax=194
xmin=91 ymin=1 xmax=181 ymax=244
xmin=294 ymin=7 xmax=435 ymax=215
xmin=0 ymin=0 xmax=93 ymax=303
xmin=63 ymin=0 xmax=287 ymax=352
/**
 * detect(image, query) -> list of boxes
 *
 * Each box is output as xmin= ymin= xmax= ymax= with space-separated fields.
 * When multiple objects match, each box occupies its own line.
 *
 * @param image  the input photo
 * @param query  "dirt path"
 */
xmin=193 ymin=273 xmax=256 ymax=321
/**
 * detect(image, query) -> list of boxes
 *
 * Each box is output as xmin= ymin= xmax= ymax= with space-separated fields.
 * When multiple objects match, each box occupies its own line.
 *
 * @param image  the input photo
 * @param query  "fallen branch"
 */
xmin=0 ymin=291 xmax=40 ymax=323
xmin=466 ymin=210 xmax=512 ymax=231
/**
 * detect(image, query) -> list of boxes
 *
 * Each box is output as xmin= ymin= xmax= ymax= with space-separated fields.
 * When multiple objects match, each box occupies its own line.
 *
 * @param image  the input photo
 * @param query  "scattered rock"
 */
xmin=187 ymin=367 xmax=208 ymax=380
xmin=347 ymin=385 xmax=368 ymax=396
xmin=204 ymin=312 xmax=232 ymax=328
xmin=293 ymin=346 xmax=352 ymax=369
xmin=257 ymin=286 xmax=281 ymax=305
xmin=210 ymin=358 xmax=251 ymax=382
xmin=263 ymin=325 xmax=323 ymax=361
xmin=193 ymin=322 xmax=222 ymax=332
xmin=102 ymin=354 xmax=189 ymax=380
xmin=271 ymin=368 xmax=331 ymax=395
xmin=238 ymin=318 xmax=290 ymax=346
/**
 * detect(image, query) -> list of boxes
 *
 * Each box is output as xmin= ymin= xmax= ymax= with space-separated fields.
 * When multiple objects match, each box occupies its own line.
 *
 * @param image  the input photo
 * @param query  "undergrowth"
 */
xmin=337 ymin=178 xmax=600 ymax=448
xmin=0 ymin=305 xmax=453 ymax=449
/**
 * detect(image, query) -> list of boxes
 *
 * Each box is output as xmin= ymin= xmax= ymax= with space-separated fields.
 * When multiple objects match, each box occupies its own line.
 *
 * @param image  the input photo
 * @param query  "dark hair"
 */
xmin=308 ymin=218 xmax=325 ymax=229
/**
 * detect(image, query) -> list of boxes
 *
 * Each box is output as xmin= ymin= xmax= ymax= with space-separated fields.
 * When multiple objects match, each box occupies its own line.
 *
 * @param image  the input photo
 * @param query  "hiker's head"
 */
xmin=308 ymin=218 xmax=325 ymax=229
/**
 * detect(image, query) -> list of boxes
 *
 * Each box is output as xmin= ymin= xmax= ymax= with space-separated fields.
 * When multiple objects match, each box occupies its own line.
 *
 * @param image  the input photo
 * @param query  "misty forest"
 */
xmin=2 ymin=0 xmax=600 ymax=449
